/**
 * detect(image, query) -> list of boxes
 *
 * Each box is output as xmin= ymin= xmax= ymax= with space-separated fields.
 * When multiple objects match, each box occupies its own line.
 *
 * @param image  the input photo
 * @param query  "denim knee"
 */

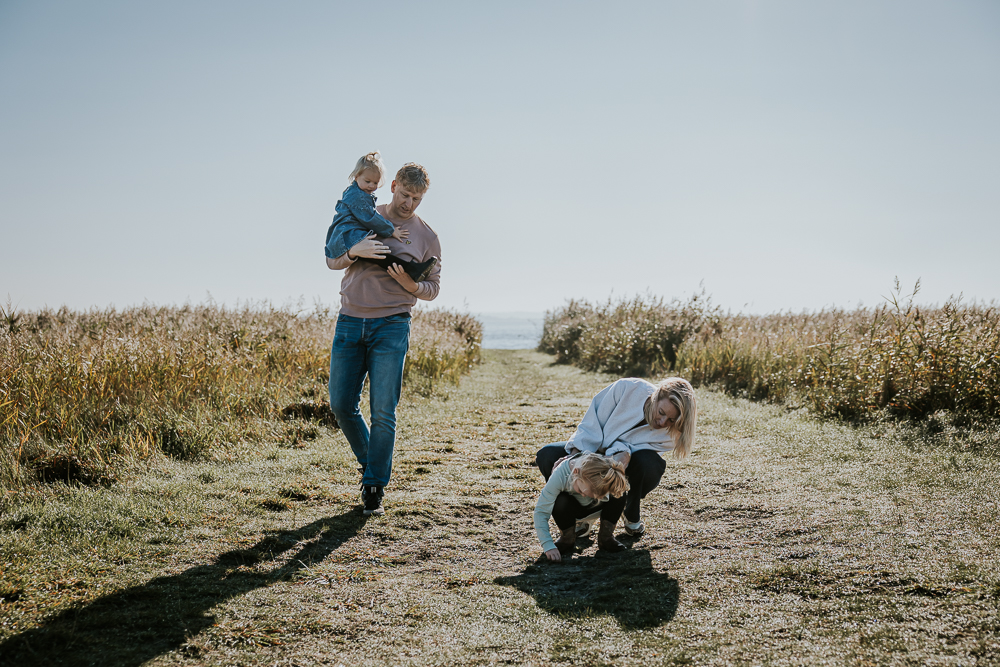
xmin=328 ymin=390 xmax=360 ymax=419
xmin=368 ymin=406 xmax=397 ymax=430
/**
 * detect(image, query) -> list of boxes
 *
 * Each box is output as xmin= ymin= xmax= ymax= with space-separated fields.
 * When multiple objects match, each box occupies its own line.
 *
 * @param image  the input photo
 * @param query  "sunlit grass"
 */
xmin=540 ymin=281 xmax=1000 ymax=432
xmin=1 ymin=350 xmax=997 ymax=665
xmin=0 ymin=302 xmax=481 ymax=489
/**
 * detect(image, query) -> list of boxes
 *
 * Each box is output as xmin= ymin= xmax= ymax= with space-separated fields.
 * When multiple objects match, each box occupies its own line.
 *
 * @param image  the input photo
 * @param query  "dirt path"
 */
xmin=2 ymin=350 xmax=999 ymax=666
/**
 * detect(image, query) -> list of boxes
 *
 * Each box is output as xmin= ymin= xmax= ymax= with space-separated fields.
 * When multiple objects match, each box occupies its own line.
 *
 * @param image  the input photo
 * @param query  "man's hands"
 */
xmin=347 ymin=232 xmax=420 ymax=294
xmin=544 ymin=548 xmax=562 ymax=563
xmin=347 ymin=232 xmax=390 ymax=260
xmin=388 ymin=264 xmax=418 ymax=293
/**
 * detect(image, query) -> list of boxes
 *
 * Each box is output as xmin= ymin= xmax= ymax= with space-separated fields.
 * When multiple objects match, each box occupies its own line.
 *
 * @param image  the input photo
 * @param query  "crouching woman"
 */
xmin=534 ymin=452 xmax=630 ymax=562
xmin=535 ymin=377 xmax=697 ymax=554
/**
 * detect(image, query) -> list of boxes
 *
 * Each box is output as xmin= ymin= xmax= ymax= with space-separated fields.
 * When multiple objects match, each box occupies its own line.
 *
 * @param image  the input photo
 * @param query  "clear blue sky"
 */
xmin=2 ymin=1 xmax=998 ymax=315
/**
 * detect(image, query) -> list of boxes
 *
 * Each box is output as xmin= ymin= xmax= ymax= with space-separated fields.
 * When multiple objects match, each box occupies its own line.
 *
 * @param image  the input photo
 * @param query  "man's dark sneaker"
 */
xmin=408 ymin=256 xmax=438 ymax=283
xmin=362 ymin=485 xmax=384 ymax=516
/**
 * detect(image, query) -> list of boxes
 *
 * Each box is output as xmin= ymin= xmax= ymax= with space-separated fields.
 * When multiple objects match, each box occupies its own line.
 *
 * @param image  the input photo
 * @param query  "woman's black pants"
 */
xmin=535 ymin=443 xmax=667 ymax=527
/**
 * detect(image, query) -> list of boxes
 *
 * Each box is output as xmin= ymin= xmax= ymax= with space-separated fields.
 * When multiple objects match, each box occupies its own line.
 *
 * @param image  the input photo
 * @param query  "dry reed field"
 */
xmin=539 ymin=283 xmax=1000 ymax=447
xmin=0 ymin=303 xmax=481 ymax=491
xmin=1 ymin=349 xmax=997 ymax=666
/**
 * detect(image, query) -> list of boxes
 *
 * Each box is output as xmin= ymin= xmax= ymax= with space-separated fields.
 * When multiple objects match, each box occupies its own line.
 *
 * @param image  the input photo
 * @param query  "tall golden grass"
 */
xmin=0 ymin=303 xmax=481 ymax=488
xmin=540 ymin=282 xmax=1000 ymax=425
xmin=404 ymin=308 xmax=483 ymax=395
xmin=539 ymin=292 xmax=719 ymax=377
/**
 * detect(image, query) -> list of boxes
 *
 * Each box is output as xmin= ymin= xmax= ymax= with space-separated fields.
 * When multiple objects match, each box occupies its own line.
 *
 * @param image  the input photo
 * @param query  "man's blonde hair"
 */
xmin=572 ymin=452 xmax=630 ymax=498
xmin=394 ymin=162 xmax=430 ymax=192
xmin=349 ymin=151 xmax=385 ymax=186
xmin=643 ymin=377 xmax=697 ymax=460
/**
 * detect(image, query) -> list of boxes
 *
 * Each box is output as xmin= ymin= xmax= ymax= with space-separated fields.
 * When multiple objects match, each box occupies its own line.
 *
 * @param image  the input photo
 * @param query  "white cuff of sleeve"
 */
xmin=604 ymin=444 xmax=630 ymax=458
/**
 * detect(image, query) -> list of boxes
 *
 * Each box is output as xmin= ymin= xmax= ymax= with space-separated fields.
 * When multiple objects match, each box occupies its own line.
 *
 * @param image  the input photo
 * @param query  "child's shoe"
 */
xmin=407 ymin=256 xmax=438 ymax=283
xmin=597 ymin=520 xmax=625 ymax=553
xmin=555 ymin=527 xmax=577 ymax=555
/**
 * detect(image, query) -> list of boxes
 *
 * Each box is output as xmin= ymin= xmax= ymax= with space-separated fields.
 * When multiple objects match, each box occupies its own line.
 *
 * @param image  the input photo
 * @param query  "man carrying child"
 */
xmin=325 ymin=162 xmax=441 ymax=516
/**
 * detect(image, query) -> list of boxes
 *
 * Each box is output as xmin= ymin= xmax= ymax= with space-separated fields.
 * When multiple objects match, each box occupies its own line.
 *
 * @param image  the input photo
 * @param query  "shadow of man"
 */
xmin=495 ymin=549 xmax=679 ymax=629
xmin=0 ymin=508 xmax=367 ymax=666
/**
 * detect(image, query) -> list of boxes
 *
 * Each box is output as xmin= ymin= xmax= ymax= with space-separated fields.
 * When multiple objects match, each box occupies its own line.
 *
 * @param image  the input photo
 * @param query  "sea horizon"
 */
xmin=475 ymin=311 xmax=546 ymax=350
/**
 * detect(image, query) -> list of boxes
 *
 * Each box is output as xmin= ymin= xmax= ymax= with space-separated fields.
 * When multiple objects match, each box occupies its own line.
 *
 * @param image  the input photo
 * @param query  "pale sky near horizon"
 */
xmin=1 ymin=1 xmax=998 ymax=316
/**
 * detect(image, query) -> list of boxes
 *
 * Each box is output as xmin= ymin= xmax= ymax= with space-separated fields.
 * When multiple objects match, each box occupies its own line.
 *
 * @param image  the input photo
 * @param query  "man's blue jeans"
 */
xmin=328 ymin=313 xmax=410 ymax=487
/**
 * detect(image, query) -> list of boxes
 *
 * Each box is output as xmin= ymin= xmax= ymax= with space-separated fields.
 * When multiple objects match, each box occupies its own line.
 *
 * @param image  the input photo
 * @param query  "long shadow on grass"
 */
xmin=495 ymin=548 xmax=679 ymax=629
xmin=0 ymin=509 xmax=367 ymax=667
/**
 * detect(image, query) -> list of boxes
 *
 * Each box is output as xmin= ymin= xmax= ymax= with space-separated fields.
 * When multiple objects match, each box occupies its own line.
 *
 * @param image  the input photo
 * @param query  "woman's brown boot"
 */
xmin=597 ymin=520 xmax=626 ymax=553
xmin=555 ymin=527 xmax=577 ymax=555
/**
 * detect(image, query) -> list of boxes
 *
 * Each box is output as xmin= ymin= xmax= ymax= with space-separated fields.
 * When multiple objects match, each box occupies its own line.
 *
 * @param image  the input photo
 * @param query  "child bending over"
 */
xmin=324 ymin=151 xmax=438 ymax=282
xmin=534 ymin=452 xmax=630 ymax=562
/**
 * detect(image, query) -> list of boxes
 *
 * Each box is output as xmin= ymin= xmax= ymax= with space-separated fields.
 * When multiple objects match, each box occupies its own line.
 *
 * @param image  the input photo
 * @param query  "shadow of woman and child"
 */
xmin=495 ymin=547 xmax=680 ymax=630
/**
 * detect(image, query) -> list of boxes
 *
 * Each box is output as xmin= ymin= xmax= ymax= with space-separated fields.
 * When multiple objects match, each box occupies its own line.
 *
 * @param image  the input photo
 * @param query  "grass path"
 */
xmin=2 ymin=350 xmax=999 ymax=666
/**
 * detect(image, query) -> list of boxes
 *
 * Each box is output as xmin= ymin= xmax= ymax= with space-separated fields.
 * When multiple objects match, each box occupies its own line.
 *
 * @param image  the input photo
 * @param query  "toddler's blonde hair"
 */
xmin=573 ymin=452 xmax=630 ymax=498
xmin=349 ymin=151 xmax=385 ymax=186
xmin=643 ymin=377 xmax=697 ymax=460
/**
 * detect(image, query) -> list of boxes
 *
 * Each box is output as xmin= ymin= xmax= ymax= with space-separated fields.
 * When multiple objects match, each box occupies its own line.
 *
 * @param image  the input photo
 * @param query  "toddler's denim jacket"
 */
xmin=324 ymin=181 xmax=396 ymax=259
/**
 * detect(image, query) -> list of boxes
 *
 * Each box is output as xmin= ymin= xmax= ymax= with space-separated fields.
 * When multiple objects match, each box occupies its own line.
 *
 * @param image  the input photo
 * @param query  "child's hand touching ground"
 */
xmin=545 ymin=549 xmax=562 ymax=563
xmin=391 ymin=227 xmax=409 ymax=243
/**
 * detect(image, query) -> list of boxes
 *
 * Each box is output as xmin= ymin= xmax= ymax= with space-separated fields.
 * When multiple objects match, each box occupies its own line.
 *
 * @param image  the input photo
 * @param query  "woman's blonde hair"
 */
xmin=643 ymin=377 xmax=697 ymax=460
xmin=572 ymin=452 xmax=630 ymax=498
xmin=349 ymin=151 xmax=385 ymax=186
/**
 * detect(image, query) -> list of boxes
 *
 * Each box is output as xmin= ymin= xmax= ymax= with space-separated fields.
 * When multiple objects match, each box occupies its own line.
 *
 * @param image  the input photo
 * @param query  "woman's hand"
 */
xmin=611 ymin=451 xmax=631 ymax=468
xmin=347 ymin=232 xmax=390 ymax=260
xmin=387 ymin=264 xmax=418 ymax=293
xmin=552 ymin=455 xmax=571 ymax=473
xmin=544 ymin=549 xmax=562 ymax=563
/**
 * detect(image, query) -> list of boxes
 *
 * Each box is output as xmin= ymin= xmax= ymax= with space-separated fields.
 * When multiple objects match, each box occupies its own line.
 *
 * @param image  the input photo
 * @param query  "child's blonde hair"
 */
xmin=643 ymin=377 xmax=697 ymax=460
xmin=573 ymin=452 xmax=630 ymax=498
xmin=349 ymin=151 xmax=385 ymax=186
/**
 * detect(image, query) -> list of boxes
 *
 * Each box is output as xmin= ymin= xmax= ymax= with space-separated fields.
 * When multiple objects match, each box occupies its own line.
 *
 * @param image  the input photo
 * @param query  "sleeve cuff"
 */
xmin=604 ymin=443 xmax=630 ymax=457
